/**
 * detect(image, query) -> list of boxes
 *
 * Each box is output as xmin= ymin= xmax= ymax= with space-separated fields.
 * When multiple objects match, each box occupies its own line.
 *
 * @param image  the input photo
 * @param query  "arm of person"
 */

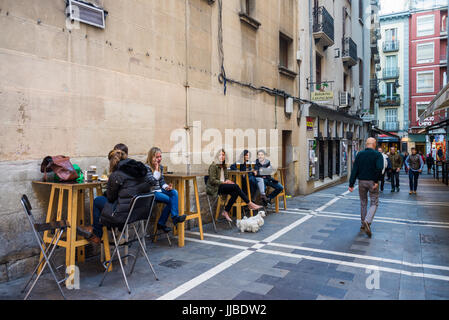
xmin=208 ymin=164 xmax=222 ymax=187
xmin=419 ymin=156 xmax=424 ymax=172
xmin=405 ymin=156 xmax=410 ymax=170
xmin=348 ymin=155 xmax=359 ymax=189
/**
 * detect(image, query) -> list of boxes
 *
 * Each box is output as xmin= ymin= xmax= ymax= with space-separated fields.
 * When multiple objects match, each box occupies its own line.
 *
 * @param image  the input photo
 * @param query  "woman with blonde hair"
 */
xmin=146 ymin=147 xmax=185 ymax=233
xmin=77 ymin=149 xmax=151 ymax=244
xmin=206 ymin=149 xmax=262 ymax=222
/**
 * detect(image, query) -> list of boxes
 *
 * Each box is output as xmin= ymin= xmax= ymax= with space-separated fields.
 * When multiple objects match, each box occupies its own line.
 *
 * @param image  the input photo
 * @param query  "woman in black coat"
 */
xmin=77 ymin=149 xmax=151 ymax=243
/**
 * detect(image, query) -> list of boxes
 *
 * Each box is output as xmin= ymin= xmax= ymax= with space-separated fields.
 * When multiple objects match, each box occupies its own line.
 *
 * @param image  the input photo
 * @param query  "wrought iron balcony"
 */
xmin=382 ymin=121 xmax=400 ymax=131
xmin=379 ymin=95 xmax=401 ymax=106
xmin=342 ymin=37 xmax=357 ymax=66
xmin=383 ymin=40 xmax=399 ymax=52
xmin=382 ymin=67 xmax=399 ymax=79
xmin=313 ymin=6 xmax=334 ymax=48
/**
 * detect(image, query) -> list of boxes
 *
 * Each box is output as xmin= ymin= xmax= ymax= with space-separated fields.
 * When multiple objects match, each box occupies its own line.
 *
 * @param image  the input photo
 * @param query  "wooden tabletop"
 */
xmin=32 ymin=180 xmax=106 ymax=187
xmin=164 ymin=173 xmax=207 ymax=178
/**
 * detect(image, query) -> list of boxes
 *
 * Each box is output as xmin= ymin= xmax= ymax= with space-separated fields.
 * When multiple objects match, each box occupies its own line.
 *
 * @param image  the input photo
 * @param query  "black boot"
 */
xmin=157 ymin=224 xmax=172 ymax=233
xmin=172 ymin=215 xmax=187 ymax=226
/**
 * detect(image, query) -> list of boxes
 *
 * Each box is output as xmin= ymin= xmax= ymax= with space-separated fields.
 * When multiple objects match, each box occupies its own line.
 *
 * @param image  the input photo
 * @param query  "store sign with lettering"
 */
xmin=418 ymin=116 xmax=434 ymax=127
xmin=311 ymin=91 xmax=334 ymax=102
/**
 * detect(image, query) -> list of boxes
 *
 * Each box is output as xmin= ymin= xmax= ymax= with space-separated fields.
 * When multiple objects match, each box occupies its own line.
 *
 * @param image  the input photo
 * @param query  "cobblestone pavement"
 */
xmin=1 ymin=172 xmax=449 ymax=300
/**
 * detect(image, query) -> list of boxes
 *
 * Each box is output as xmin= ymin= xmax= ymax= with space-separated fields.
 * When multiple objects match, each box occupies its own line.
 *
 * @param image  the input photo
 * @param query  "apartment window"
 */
xmin=386 ymin=82 xmax=397 ymax=98
xmin=385 ymin=108 xmax=398 ymax=123
xmin=386 ymin=55 xmax=398 ymax=69
xmin=416 ymin=71 xmax=434 ymax=93
xmin=316 ymin=54 xmax=322 ymax=84
xmin=416 ymin=102 xmax=429 ymax=119
xmin=442 ymin=15 xmax=447 ymax=33
xmin=385 ymin=28 xmax=397 ymax=41
xmin=279 ymin=33 xmax=292 ymax=68
xmin=417 ymin=15 xmax=435 ymax=37
xmin=417 ymin=42 xmax=434 ymax=64
xmin=243 ymin=0 xmax=254 ymax=16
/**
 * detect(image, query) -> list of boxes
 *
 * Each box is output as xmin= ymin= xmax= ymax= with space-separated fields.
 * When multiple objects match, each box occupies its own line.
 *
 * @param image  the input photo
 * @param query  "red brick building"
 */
xmin=408 ymin=3 xmax=448 ymax=154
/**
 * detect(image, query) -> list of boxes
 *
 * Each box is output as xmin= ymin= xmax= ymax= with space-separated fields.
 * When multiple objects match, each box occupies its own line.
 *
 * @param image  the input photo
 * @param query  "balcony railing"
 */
xmin=382 ymin=121 xmax=400 ymax=131
xmin=382 ymin=67 xmax=399 ymax=79
xmin=342 ymin=37 xmax=357 ymax=66
xmin=383 ymin=40 xmax=399 ymax=52
xmin=313 ymin=6 xmax=334 ymax=47
xmin=379 ymin=95 xmax=401 ymax=106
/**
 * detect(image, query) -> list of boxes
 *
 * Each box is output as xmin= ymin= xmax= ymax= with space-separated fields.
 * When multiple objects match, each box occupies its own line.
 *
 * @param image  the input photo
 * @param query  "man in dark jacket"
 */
xmin=349 ymin=138 xmax=384 ymax=237
xmin=405 ymin=148 xmax=424 ymax=195
xmin=388 ymin=147 xmax=403 ymax=192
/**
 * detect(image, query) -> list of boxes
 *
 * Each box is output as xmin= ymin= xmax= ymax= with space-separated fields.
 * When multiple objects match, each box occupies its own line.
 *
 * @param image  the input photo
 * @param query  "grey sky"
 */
xmin=379 ymin=0 xmax=407 ymax=15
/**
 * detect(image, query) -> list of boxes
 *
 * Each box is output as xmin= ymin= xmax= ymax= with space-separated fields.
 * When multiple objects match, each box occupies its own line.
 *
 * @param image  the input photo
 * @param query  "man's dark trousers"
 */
xmin=391 ymin=170 xmax=400 ymax=190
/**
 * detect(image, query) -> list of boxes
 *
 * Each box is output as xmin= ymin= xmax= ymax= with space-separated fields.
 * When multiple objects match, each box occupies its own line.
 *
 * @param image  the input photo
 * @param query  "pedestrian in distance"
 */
xmin=377 ymin=147 xmax=388 ymax=192
xmin=349 ymin=138 xmax=384 ymax=238
xmin=388 ymin=146 xmax=403 ymax=192
xmin=405 ymin=148 xmax=424 ymax=195
xmin=426 ymin=153 xmax=434 ymax=174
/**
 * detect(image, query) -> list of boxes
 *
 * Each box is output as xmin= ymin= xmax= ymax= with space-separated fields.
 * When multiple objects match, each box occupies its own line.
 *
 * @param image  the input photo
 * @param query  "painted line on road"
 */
xmin=188 ymin=231 xmax=449 ymax=273
xmin=281 ymin=209 xmax=449 ymax=229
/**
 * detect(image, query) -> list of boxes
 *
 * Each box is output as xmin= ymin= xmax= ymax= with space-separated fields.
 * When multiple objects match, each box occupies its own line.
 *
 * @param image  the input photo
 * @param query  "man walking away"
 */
xmin=405 ymin=148 xmax=424 ymax=195
xmin=426 ymin=153 xmax=434 ymax=174
xmin=377 ymin=147 xmax=388 ymax=192
xmin=349 ymin=138 xmax=384 ymax=238
xmin=388 ymin=147 xmax=403 ymax=192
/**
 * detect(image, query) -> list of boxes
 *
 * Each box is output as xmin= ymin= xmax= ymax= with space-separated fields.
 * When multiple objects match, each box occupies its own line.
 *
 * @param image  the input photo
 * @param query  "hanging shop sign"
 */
xmin=311 ymin=91 xmax=334 ymax=102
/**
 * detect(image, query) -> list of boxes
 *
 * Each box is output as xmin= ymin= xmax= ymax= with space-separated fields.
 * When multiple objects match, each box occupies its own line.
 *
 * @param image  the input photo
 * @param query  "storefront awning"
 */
xmin=419 ymin=82 xmax=449 ymax=121
xmin=371 ymin=126 xmax=401 ymax=140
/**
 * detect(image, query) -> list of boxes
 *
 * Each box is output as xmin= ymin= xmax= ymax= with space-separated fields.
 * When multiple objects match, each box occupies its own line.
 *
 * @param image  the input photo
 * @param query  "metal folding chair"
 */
xmin=99 ymin=193 xmax=159 ymax=294
xmin=204 ymin=176 xmax=233 ymax=232
xmin=20 ymin=195 xmax=69 ymax=300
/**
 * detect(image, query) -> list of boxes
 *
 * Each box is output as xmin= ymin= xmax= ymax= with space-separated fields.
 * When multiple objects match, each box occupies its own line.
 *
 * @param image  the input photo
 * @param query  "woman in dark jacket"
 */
xmin=77 ymin=149 xmax=151 ymax=244
xmin=206 ymin=149 xmax=262 ymax=222
xmin=230 ymin=150 xmax=257 ymax=200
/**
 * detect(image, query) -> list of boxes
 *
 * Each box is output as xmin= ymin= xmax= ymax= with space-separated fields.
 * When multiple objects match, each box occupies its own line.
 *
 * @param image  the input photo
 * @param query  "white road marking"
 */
xmin=281 ymin=209 xmax=449 ymax=229
xmin=190 ymin=232 xmax=449 ymax=273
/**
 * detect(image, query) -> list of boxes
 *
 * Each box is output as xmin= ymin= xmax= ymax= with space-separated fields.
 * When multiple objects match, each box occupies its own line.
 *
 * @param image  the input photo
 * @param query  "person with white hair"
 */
xmin=348 ymin=137 xmax=384 ymax=237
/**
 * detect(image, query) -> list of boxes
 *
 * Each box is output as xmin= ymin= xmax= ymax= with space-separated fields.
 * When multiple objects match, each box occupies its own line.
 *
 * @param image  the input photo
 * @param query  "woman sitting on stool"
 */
xmin=146 ymin=147 xmax=186 ymax=233
xmin=254 ymin=150 xmax=284 ymax=206
xmin=206 ymin=149 xmax=262 ymax=222
xmin=230 ymin=149 xmax=258 ymax=201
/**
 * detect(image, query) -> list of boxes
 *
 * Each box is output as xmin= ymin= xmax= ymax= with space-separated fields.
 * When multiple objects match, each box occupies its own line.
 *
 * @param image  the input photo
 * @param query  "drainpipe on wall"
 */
xmin=309 ymin=0 xmax=313 ymax=94
xmin=185 ymin=0 xmax=191 ymax=173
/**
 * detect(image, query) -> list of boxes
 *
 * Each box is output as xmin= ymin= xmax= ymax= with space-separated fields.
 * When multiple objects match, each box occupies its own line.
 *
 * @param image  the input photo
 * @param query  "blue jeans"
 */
xmin=409 ymin=170 xmax=420 ymax=191
xmin=92 ymin=196 xmax=107 ymax=238
xmin=264 ymin=178 xmax=284 ymax=200
xmin=154 ymin=189 xmax=179 ymax=226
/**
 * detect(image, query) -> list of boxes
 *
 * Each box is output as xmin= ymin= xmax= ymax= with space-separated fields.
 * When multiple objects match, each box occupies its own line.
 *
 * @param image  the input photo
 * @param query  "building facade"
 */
xmin=408 ymin=1 xmax=448 ymax=156
xmin=302 ymin=0 xmax=371 ymax=191
xmin=377 ymin=11 xmax=410 ymax=152
xmin=0 ymin=0 xmax=375 ymax=282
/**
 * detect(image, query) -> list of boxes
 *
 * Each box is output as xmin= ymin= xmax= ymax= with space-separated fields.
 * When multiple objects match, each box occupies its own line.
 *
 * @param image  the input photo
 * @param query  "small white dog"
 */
xmin=236 ymin=211 xmax=266 ymax=233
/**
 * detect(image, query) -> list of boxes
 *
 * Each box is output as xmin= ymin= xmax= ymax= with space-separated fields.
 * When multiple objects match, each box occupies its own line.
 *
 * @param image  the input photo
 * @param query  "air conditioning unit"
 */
xmin=339 ymin=92 xmax=351 ymax=107
xmin=67 ymin=0 xmax=107 ymax=29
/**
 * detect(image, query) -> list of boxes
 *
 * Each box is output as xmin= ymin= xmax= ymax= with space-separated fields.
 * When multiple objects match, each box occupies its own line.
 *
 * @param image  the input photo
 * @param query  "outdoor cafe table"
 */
xmin=162 ymin=173 xmax=205 ymax=247
xmin=226 ymin=170 xmax=254 ymax=220
xmin=32 ymin=180 xmax=112 ymax=282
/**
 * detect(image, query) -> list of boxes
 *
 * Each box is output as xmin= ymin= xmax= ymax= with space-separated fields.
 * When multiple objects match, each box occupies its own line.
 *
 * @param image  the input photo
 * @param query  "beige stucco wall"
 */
xmin=0 ymin=0 xmax=310 ymax=281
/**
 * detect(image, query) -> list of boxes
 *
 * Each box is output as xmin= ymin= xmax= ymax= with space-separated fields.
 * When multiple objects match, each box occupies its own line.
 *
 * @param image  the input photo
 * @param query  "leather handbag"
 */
xmin=40 ymin=155 xmax=79 ymax=182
